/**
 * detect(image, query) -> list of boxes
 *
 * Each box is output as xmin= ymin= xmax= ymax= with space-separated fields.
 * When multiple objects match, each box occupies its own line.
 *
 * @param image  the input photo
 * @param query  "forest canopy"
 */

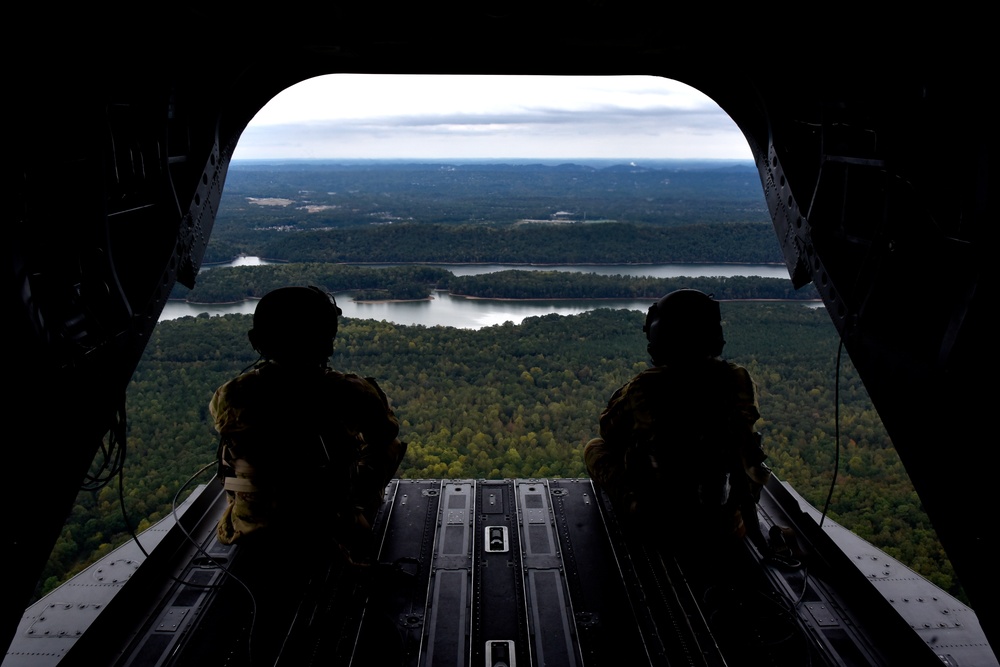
xmin=43 ymin=304 xmax=957 ymax=603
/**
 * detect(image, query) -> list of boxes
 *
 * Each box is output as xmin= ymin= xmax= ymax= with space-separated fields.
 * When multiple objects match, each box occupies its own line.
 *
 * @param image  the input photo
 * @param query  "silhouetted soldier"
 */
xmin=210 ymin=285 xmax=406 ymax=662
xmin=585 ymin=289 xmax=771 ymax=560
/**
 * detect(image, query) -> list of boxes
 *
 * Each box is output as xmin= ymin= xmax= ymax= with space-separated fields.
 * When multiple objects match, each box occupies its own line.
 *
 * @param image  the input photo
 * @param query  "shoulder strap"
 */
xmin=215 ymin=435 xmax=232 ymax=484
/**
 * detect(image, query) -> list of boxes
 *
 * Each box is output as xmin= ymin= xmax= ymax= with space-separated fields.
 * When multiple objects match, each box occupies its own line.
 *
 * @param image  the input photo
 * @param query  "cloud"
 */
xmin=233 ymin=74 xmax=752 ymax=160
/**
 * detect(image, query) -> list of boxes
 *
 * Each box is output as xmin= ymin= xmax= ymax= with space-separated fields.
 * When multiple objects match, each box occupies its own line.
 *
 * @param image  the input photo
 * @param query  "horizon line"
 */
xmin=229 ymin=156 xmax=757 ymax=163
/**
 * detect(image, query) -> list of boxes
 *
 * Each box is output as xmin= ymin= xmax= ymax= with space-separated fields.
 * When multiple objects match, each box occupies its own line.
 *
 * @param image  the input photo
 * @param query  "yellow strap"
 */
xmin=223 ymin=476 xmax=259 ymax=493
xmin=222 ymin=458 xmax=258 ymax=493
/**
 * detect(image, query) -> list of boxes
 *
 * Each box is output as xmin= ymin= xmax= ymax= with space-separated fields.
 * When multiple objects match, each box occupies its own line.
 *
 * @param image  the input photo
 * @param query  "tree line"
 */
xmin=253 ymin=222 xmax=782 ymax=265
xmin=174 ymin=263 xmax=816 ymax=303
xmin=446 ymin=271 xmax=817 ymax=301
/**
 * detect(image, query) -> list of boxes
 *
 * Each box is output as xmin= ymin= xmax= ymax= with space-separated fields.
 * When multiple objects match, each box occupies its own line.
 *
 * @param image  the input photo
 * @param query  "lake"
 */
xmin=162 ymin=261 xmax=803 ymax=329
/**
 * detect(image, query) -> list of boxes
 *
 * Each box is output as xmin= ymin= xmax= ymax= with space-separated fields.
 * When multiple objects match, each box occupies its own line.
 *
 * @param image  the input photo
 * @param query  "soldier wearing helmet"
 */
xmin=210 ymin=285 xmax=405 ymax=556
xmin=208 ymin=285 xmax=406 ymax=662
xmin=585 ymin=289 xmax=770 ymax=556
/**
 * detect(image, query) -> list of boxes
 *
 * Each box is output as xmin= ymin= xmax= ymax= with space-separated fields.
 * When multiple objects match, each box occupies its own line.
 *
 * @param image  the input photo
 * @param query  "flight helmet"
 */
xmin=643 ymin=289 xmax=725 ymax=364
xmin=248 ymin=286 xmax=342 ymax=366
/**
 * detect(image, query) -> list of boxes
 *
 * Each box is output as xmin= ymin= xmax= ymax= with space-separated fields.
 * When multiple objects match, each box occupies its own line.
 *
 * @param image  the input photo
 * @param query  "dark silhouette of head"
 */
xmin=248 ymin=286 xmax=342 ymax=367
xmin=643 ymin=289 xmax=725 ymax=365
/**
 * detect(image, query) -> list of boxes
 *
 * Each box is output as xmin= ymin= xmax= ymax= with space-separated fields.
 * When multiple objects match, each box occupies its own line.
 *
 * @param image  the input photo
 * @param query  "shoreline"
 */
xmin=201 ymin=258 xmax=787 ymax=269
xmin=332 ymin=261 xmax=788 ymax=269
xmin=175 ymin=260 xmax=799 ymax=305
xmin=173 ymin=294 xmax=821 ymax=306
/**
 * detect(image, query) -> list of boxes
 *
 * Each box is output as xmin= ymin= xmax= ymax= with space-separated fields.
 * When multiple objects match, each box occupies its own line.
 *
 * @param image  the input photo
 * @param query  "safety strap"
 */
xmin=223 ymin=476 xmax=259 ymax=493
xmin=220 ymin=454 xmax=260 ymax=493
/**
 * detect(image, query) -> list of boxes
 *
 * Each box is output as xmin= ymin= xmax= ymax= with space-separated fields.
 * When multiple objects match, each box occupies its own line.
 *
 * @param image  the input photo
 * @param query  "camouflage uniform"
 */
xmin=585 ymin=357 xmax=766 ymax=547
xmin=210 ymin=361 xmax=403 ymax=558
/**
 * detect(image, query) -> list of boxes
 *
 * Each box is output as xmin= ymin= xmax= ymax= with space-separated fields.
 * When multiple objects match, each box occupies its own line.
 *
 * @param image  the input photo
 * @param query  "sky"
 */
xmin=232 ymin=74 xmax=753 ymax=162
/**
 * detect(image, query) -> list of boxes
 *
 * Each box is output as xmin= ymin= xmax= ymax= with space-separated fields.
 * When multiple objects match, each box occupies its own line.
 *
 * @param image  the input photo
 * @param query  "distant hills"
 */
xmin=229 ymin=157 xmax=758 ymax=170
xmin=207 ymin=160 xmax=774 ymax=265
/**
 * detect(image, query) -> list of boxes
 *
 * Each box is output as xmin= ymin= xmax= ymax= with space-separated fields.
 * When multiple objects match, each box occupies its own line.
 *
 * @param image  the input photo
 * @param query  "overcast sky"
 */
xmin=232 ymin=74 xmax=753 ymax=162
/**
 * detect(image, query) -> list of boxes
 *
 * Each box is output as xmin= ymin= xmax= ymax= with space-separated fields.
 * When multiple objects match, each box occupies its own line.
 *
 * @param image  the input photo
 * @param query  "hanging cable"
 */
xmin=81 ymin=396 xmax=128 ymax=491
xmin=819 ymin=338 xmax=844 ymax=528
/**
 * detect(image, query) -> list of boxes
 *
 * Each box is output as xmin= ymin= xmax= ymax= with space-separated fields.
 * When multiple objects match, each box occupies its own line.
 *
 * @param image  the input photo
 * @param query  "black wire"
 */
xmin=111 ymin=451 xmax=260 ymax=663
xmin=170 ymin=462 xmax=261 ymax=663
xmin=819 ymin=338 xmax=844 ymax=528
xmin=774 ymin=337 xmax=843 ymax=614
xmin=81 ymin=397 xmax=128 ymax=491
xmin=89 ymin=397 xmax=232 ymax=593
xmin=92 ymin=397 xmax=249 ymax=594
xmin=118 ymin=461 xmax=149 ymax=558
xmin=115 ymin=455 xmax=236 ymax=591
xmin=97 ymin=356 xmax=274 ymax=665
xmin=171 ymin=460 xmax=242 ymax=578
